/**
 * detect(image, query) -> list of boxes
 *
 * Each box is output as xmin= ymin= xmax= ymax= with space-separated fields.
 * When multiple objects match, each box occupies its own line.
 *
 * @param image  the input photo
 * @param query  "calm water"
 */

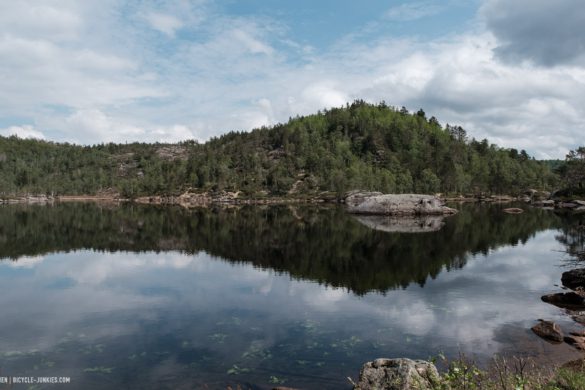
xmin=0 ymin=203 xmax=583 ymax=389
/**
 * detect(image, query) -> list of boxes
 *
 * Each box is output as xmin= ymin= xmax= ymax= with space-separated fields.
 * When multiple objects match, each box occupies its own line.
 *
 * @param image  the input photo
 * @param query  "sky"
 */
xmin=0 ymin=0 xmax=584 ymax=159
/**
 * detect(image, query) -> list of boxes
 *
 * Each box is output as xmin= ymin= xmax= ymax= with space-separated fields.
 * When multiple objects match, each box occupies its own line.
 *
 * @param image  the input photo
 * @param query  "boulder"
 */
xmin=531 ymin=320 xmax=564 ymax=343
xmin=353 ymin=358 xmax=440 ymax=390
xmin=541 ymin=292 xmax=585 ymax=309
xmin=345 ymin=193 xmax=457 ymax=216
xmin=562 ymin=268 xmax=585 ymax=291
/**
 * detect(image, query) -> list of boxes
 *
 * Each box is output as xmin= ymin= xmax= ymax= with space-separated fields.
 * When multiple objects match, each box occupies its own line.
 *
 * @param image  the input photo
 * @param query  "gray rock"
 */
xmin=353 ymin=215 xmax=446 ymax=233
xmin=562 ymin=268 xmax=585 ymax=291
xmin=354 ymin=358 xmax=440 ymax=390
xmin=531 ymin=320 xmax=564 ymax=343
xmin=346 ymin=193 xmax=457 ymax=216
xmin=573 ymin=200 xmax=585 ymax=206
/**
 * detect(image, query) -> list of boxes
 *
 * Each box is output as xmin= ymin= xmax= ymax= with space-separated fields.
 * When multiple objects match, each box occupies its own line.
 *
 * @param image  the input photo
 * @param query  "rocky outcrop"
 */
xmin=531 ymin=320 xmax=564 ymax=343
xmin=353 ymin=358 xmax=440 ymax=390
xmin=345 ymin=192 xmax=457 ymax=216
xmin=562 ymin=268 xmax=585 ymax=291
xmin=353 ymin=215 xmax=446 ymax=233
xmin=531 ymin=198 xmax=585 ymax=211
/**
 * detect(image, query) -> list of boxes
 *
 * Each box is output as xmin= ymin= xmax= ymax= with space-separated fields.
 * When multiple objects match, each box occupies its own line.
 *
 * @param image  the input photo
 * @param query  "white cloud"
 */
xmin=64 ymin=109 xmax=145 ymax=144
xmin=232 ymin=29 xmax=274 ymax=56
xmin=151 ymin=124 xmax=198 ymax=143
xmin=0 ymin=125 xmax=45 ymax=140
xmin=385 ymin=2 xmax=443 ymax=22
xmin=301 ymin=84 xmax=349 ymax=110
xmin=0 ymin=1 xmax=82 ymax=42
xmin=59 ymin=109 xmax=198 ymax=144
xmin=143 ymin=12 xmax=184 ymax=37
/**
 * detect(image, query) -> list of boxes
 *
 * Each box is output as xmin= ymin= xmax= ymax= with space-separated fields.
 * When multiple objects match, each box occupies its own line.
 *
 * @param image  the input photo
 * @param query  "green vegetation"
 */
xmin=433 ymin=355 xmax=585 ymax=390
xmin=0 ymin=101 xmax=560 ymax=198
xmin=555 ymin=146 xmax=585 ymax=199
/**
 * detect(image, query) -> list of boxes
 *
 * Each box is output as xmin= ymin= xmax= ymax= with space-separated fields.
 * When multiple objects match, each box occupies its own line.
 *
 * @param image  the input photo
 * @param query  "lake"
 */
xmin=0 ymin=203 xmax=582 ymax=389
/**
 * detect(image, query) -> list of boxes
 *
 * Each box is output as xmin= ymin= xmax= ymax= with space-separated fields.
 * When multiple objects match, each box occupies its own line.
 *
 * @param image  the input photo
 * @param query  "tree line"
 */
xmin=0 ymin=101 xmax=573 ymax=198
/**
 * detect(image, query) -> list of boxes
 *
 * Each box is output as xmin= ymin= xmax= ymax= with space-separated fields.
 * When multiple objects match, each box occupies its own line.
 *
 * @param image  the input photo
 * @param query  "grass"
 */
xmin=433 ymin=354 xmax=585 ymax=390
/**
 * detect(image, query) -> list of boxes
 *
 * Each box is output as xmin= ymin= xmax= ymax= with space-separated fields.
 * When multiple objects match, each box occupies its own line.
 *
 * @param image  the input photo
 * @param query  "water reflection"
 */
xmin=0 ymin=203 xmax=579 ymax=389
xmin=0 ymin=203 xmax=563 ymax=294
xmin=352 ymin=215 xmax=446 ymax=233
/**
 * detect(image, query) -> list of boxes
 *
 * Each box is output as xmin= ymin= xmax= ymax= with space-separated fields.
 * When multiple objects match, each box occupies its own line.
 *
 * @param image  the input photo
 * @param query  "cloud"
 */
xmin=0 ymin=1 xmax=583 ymax=157
xmin=0 ymin=125 xmax=45 ymax=140
xmin=232 ymin=29 xmax=274 ymax=56
xmin=320 ymin=33 xmax=585 ymax=158
xmin=143 ymin=12 xmax=184 ymax=37
xmin=64 ymin=109 xmax=145 ymax=144
xmin=151 ymin=124 xmax=199 ymax=143
xmin=482 ymin=0 xmax=585 ymax=67
xmin=58 ymin=109 xmax=199 ymax=144
xmin=384 ymin=2 xmax=443 ymax=22
xmin=0 ymin=1 xmax=82 ymax=42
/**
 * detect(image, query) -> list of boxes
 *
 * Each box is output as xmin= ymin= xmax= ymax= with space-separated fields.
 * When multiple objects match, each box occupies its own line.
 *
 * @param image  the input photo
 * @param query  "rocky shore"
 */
xmin=0 ymin=194 xmax=55 ymax=204
xmin=533 ymin=267 xmax=585 ymax=350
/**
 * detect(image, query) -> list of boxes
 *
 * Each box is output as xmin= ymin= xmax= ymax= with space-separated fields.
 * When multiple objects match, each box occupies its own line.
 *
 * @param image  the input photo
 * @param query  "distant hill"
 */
xmin=0 ymin=100 xmax=559 ymax=198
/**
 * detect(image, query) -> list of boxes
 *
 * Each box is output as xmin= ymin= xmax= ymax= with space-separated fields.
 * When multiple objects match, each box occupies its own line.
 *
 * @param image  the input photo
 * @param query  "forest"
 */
xmin=0 ymin=101 xmax=578 ymax=198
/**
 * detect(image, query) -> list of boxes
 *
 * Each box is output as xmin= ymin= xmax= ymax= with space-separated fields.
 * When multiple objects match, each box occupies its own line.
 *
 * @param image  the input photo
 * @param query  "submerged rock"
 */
xmin=561 ymin=268 xmax=585 ymax=291
xmin=345 ymin=192 xmax=457 ymax=216
xmin=353 ymin=358 xmax=440 ymax=390
xmin=353 ymin=215 xmax=446 ymax=233
xmin=531 ymin=320 xmax=564 ymax=343
xmin=564 ymin=335 xmax=585 ymax=350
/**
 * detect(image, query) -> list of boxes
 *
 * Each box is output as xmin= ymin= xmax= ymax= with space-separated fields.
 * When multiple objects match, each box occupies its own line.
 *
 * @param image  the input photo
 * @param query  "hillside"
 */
xmin=0 ymin=101 xmax=559 ymax=198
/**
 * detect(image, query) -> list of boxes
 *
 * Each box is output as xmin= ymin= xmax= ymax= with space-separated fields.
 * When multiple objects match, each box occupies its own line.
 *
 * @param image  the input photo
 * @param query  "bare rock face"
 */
xmin=531 ymin=320 xmax=564 ymax=343
xmin=345 ymin=192 xmax=457 ymax=216
xmin=353 ymin=215 xmax=446 ymax=233
xmin=354 ymin=358 xmax=440 ymax=390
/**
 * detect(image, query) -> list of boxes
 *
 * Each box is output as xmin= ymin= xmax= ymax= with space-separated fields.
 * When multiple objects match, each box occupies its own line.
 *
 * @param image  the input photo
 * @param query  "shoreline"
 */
xmin=2 ymin=192 xmax=584 ymax=212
